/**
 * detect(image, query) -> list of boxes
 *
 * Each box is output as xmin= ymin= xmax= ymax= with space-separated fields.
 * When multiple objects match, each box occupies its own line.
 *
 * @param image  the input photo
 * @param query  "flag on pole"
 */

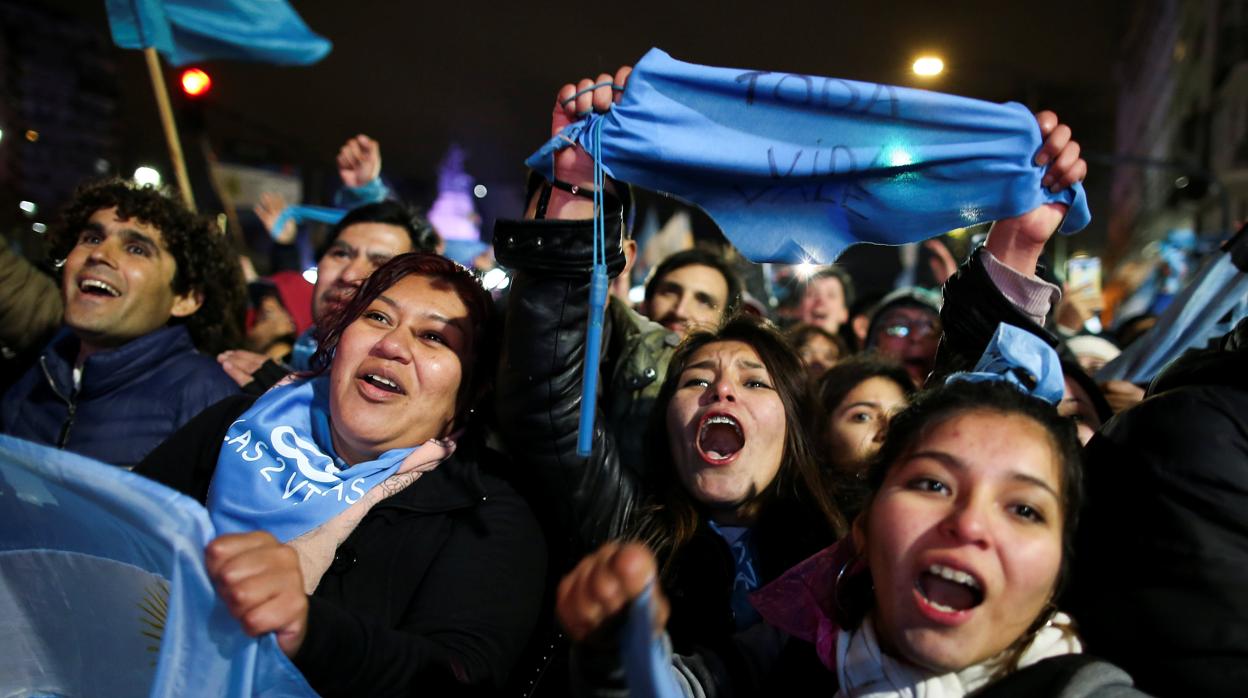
xmin=527 ymin=49 xmax=1091 ymax=264
xmin=0 ymin=435 xmax=316 ymax=697
xmin=105 ymin=0 xmax=331 ymax=66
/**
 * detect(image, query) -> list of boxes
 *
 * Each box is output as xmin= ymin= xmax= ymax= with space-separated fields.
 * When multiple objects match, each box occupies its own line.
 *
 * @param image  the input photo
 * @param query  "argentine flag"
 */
xmin=0 ymin=435 xmax=315 ymax=697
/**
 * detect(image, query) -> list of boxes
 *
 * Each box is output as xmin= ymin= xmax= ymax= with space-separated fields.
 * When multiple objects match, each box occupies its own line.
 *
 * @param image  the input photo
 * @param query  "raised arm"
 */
xmin=494 ymin=67 xmax=652 ymax=558
xmin=931 ymin=111 xmax=1086 ymax=382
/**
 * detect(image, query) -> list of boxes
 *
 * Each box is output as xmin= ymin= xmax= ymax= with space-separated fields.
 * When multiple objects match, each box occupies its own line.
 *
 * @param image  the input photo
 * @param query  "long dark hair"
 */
xmin=634 ymin=315 xmax=846 ymax=574
xmin=845 ymin=380 xmax=1083 ymax=668
xmin=309 ymin=252 xmax=497 ymax=426
xmin=814 ymin=353 xmax=914 ymax=471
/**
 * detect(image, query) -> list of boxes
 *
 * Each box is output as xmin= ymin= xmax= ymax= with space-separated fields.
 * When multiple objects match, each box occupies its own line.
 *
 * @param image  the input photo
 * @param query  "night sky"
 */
xmin=38 ymin=0 xmax=1123 ymax=253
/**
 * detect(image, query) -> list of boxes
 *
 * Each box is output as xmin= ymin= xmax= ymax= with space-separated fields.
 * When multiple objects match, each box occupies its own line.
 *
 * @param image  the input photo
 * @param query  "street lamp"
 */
xmin=133 ymin=166 xmax=162 ymax=188
xmin=912 ymin=55 xmax=945 ymax=78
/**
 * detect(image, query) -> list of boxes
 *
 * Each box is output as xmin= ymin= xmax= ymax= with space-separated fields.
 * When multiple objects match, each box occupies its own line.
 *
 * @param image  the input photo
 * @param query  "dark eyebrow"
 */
xmin=685 ymin=359 xmax=717 ymax=371
xmin=906 ymin=449 xmax=1061 ymax=501
xmin=738 ymin=359 xmax=765 ymax=370
xmin=425 ymin=311 xmax=470 ymax=336
xmin=839 ymin=400 xmax=884 ymax=413
xmin=81 ymin=221 xmax=105 ymax=234
xmin=694 ymin=291 xmax=720 ymax=308
xmin=656 ymin=280 xmax=685 ymax=293
xmin=375 ymin=295 xmax=472 ymax=338
xmin=122 ymin=229 xmax=161 ymax=254
xmin=329 ymin=239 xmax=356 ymax=254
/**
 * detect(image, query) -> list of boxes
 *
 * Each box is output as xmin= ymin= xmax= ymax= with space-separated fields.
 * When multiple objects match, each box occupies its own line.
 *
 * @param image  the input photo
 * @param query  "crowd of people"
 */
xmin=1 ymin=62 xmax=1245 ymax=698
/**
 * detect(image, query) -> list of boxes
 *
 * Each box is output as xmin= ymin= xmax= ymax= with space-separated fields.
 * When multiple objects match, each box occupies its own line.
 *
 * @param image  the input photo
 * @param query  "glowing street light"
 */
xmin=912 ymin=55 xmax=945 ymax=78
xmin=180 ymin=68 xmax=212 ymax=98
xmin=133 ymin=166 xmax=162 ymax=188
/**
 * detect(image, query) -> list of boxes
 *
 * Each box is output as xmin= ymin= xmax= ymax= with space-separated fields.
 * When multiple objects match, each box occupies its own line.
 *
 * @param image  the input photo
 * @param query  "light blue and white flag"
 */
xmin=105 ymin=0 xmax=331 ymax=67
xmin=1097 ymin=250 xmax=1248 ymax=385
xmin=527 ymin=48 xmax=1091 ymax=263
xmin=0 ymin=435 xmax=316 ymax=697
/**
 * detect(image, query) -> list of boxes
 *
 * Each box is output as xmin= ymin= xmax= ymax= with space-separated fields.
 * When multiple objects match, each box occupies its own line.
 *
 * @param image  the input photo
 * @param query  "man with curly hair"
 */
xmin=0 ymin=179 xmax=246 ymax=467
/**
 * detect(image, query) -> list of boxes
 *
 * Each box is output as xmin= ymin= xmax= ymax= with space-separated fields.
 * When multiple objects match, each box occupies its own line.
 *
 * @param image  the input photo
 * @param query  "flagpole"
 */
xmin=142 ymin=48 xmax=195 ymax=211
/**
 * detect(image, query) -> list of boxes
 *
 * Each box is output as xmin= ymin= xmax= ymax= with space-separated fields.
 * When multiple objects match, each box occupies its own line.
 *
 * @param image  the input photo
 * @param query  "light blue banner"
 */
xmin=528 ymin=49 xmax=1091 ymax=263
xmin=0 ymin=435 xmax=316 ymax=697
xmin=105 ymin=0 xmax=331 ymax=67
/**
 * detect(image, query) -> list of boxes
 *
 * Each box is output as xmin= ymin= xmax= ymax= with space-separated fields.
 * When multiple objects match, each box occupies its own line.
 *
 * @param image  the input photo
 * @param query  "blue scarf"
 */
xmin=527 ymin=48 xmax=1090 ymax=264
xmin=207 ymin=376 xmax=453 ymax=542
xmin=947 ymin=323 xmax=1065 ymax=404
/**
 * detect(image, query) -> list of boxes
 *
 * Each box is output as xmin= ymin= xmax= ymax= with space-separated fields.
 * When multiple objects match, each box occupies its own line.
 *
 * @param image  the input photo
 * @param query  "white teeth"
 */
xmin=80 ymin=279 xmax=120 ymax=296
xmin=928 ymin=564 xmax=980 ymax=590
xmin=926 ymin=598 xmax=958 ymax=613
xmin=366 ymin=374 xmax=398 ymax=389
xmin=703 ymin=415 xmax=741 ymax=432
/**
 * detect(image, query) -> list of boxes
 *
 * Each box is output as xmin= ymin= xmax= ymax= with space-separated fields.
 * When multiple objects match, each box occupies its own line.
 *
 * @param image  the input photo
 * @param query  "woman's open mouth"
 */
xmin=357 ymin=371 xmax=406 ymax=398
xmin=914 ymin=564 xmax=984 ymax=620
xmin=696 ymin=413 xmax=745 ymax=465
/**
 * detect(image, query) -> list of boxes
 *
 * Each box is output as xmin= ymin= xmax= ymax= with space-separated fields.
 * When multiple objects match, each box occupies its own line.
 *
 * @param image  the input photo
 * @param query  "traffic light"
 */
xmin=180 ymin=68 xmax=212 ymax=98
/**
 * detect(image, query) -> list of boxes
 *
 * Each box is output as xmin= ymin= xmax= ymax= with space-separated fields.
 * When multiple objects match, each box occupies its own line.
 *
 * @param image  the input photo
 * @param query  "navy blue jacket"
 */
xmin=0 ymin=324 xmax=238 ymax=467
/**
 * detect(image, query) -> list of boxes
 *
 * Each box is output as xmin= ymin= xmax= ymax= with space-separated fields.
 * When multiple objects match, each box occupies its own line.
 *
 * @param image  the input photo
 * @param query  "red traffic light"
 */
xmin=180 ymin=68 xmax=212 ymax=97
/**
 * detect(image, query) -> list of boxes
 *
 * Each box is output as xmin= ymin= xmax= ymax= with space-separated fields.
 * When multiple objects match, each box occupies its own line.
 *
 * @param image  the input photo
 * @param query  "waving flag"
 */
xmin=0 ymin=435 xmax=316 ymax=697
xmin=1098 ymin=249 xmax=1248 ymax=385
xmin=528 ymin=49 xmax=1091 ymax=263
xmin=105 ymin=0 xmax=331 ymax=66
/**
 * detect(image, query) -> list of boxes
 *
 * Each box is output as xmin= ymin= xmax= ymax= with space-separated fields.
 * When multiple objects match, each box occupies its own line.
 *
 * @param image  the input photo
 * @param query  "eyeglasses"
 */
xmin=881 ymin=319 xmax=938 ymax=339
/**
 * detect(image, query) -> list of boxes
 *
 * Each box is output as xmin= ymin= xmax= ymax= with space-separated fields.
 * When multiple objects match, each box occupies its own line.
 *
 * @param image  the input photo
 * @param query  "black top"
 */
xmin=135 ymin=395 xmax=548 ymax=697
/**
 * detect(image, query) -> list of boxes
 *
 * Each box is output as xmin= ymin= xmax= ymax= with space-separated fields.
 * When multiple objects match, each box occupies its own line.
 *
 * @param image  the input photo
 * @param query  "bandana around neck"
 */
xmin=207 ymin=376 xmax=455 ymax=542
xmin=835 ymin=614 xmax=1082 ymax=698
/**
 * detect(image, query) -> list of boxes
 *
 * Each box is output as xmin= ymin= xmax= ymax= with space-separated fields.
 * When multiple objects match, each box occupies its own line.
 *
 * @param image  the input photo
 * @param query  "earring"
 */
xmin=832 ymin=550 xmax=867 ymax=619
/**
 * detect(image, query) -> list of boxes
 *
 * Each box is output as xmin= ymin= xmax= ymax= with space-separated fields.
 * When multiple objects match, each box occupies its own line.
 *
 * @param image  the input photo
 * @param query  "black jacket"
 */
xmin=932 ymin=247 xmax=1111 ymax=421
xmin=492 ymin=212 xmax=836 ymax=651
xmin=1066 ymin=318 xmax=1248 ymax=697
xmin=135 ymin=395 xmax=547 ymax=697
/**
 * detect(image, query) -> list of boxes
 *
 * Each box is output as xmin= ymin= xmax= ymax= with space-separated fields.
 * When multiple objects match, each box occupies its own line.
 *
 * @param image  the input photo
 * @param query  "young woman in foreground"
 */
xmin=558 ymin=379 xmax=1147 ymax=696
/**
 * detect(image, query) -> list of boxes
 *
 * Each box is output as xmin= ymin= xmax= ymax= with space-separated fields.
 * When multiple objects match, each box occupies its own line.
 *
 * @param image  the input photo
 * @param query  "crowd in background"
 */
xmin=1 ymin=62 xmax=1246 ymax=698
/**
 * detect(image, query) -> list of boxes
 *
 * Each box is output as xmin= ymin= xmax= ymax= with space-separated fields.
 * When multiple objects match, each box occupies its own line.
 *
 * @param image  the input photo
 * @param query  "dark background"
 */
xmin=8 ymin=1 xmax=1124 ymax=291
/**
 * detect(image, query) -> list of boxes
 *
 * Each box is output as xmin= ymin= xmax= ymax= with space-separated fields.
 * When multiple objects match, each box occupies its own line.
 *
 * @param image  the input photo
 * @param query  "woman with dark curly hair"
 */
xmin=0 ymin=178 xmax=246 ymax=467
xmin=135 ymin=252 xmax=546 ymax=696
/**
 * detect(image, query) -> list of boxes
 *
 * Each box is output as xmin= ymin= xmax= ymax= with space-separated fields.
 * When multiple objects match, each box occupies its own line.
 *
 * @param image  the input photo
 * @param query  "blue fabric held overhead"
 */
xmin=527 ymin=48 xmax=1091 ymax=264
xmin=946 ymin=322 xmax=1066 ymax=404
xmin=105 ymin=0 xmax=331 ymax=67
xmin=270 ymin=204 xmax=347 ymax=241
xmin=271 ymin=204 xmax=488 ymax=266
xmin=0 ymin=434 xmax=316 ymax=697
xmin=1097 ymin=249 xmax=1248 ymax=385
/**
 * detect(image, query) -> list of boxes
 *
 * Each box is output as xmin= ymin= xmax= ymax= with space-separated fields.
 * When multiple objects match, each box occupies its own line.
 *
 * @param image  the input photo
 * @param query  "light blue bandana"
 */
xmin=947 ymin=323 xmax=1065 ymax=404
xmin=207 ymin=376 xmax=452 ymax=542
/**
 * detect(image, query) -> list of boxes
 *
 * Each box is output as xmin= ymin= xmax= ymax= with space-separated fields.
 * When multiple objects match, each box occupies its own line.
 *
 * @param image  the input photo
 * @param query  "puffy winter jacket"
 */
xmin=0 ymin=324 xmax=238 ymax=467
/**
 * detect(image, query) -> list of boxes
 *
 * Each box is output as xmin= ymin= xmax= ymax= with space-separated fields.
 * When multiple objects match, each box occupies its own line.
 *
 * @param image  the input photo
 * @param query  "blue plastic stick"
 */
xmin=576 ymin=119 xmax=609 ymax=457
